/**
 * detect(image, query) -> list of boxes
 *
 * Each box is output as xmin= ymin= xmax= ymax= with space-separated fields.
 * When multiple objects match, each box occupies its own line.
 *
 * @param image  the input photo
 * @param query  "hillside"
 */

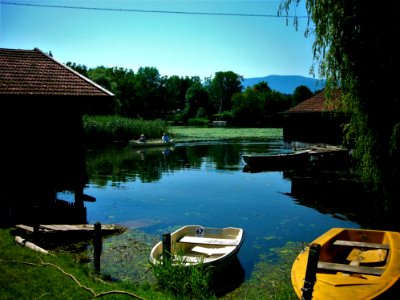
xmin=242 ymin=75 xmax=326 ymax=94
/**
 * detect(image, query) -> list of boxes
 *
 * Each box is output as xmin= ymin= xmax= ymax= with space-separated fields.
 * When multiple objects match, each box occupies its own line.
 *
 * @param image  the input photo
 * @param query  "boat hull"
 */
xmin=129 ymin=139 xmax=175 ymax=148
xmin=149 ymin=225 xmax=244 ymax=268
xmin=291 ymin=227 xmax=400 ymax=299
xmin=242 ymin=150 xmax=310 ymax=170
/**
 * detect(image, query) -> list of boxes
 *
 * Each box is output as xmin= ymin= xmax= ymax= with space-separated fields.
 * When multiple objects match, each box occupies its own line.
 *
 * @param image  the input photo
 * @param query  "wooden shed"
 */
xmin=282 ymin=89 xmax=346 ymax=144
xmin=0 ymin=48 xmax=114 ymax=225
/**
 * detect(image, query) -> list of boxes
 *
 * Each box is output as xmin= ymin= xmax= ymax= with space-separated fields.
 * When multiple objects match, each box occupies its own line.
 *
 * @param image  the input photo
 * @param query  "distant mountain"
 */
xmin=242 ymin=75 xmax=326 ymax=94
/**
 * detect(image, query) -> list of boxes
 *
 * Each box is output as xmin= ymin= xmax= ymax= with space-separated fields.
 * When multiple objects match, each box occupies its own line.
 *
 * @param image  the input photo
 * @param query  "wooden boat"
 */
xmin=129 ymin=139 xmax=175 ymax=148
xmin=149 ymin=225 xmax=244 ymax=267
xmin=242 ymin=149 xmax=310 ymax=170
xmin=291 ymin=227 xmax=400 ymax=300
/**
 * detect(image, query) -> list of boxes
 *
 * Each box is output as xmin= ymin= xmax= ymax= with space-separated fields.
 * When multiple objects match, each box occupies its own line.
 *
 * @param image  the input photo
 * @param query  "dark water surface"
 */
xmin=58 ymin=139 xmax=383 ymax=284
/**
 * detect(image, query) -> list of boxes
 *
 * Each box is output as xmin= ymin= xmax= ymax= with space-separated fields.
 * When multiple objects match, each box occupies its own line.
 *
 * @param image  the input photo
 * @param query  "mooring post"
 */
xmin=301 ymin=243 xmax=321 ymax=300
xmin=162 ymin=233 xmax=171 ymax=265
xmin=32 ymin=205 xmax=40 ymax=241
xmin=93 ymin=222 xmax=102 ymax=274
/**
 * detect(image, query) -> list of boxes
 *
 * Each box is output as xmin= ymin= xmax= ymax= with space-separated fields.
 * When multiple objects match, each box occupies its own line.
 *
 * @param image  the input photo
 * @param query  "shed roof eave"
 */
xmin=35 ymin=48 xmax=114 ymax=97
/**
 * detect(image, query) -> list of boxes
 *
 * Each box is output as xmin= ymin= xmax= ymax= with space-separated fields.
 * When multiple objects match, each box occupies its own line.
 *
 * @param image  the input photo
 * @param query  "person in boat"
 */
xmin=138 ymin=134 xmax=146 ymax=143
xmin=161 ymin=133 xmax=171 ymax=143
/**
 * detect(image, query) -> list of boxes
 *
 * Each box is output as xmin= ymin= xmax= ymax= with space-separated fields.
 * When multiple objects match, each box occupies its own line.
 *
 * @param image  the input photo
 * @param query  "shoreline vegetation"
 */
xmin=0 ymin=227 xmax=298 ymax=299
xmin=83 ymin=115 xmax=284 ymax=145
xmin=1 ymin=118 xmax=297 ymax=299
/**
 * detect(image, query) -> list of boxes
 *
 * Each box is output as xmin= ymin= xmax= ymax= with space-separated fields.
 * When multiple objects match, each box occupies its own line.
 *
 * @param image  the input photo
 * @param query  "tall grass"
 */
xmin=83 ymin=115 xmax=168 ymax=143
xmin=151 ymin=256 xmax=215 ymax=299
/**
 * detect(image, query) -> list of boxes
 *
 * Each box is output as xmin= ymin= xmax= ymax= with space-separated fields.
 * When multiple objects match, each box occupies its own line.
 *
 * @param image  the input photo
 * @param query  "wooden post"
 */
xmin=93 ymin=222 xmax=102 ymax=274
xmin=32 ymin=205 xmax=40 ymax=241
xmin=301 ymin=243 xmax=321 ymax=300
xmin=162 ymin=233 xmax=171 ymax=265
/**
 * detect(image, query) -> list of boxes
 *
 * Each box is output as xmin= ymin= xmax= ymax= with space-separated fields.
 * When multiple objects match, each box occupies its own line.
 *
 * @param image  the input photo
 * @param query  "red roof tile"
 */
xmin=0 ymin=48 xmax=113 ymax=96
xmin=285 ymin=89 xmax=341 ymax=113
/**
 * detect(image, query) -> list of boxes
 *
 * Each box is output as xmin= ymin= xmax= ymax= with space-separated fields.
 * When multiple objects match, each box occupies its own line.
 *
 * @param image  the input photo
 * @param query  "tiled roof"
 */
xmin=285 ymin=89 xmax=341 ymax=113
xmin=0 ymin=48 xmax=113 ymax=96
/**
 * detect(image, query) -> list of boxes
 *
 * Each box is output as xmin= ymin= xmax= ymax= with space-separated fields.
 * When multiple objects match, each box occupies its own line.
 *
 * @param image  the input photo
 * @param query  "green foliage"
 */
xmin=187 ymin=117 xmax=209 ymax=126
xmin=196 ymin=107 xmax=208 ymax=118
xmin=151 ymin=256 xmax=214 ymax=299
xmin=279 ymin=0 xmax=400 ymax=202
xmin=207 ymin=71 xmax=243 ymax=115
xmin=231 ymin=87 xmax=265 ymax=126
xmin=66 ymin=62 xmax=88 ymax=77
xmin=82 ymin=115 xmax=167 ymax=143
xmin=184 ymin=78 xmax=209 ymax=119
xmin=292 ymin=85 xmax=313 ymax=107
xmin=253 ymin=81 xmax=272 ymax=93
xmin=231 ymin=86 xmax=291 ymax=127
xmin=68 ymin=62 xmax=304 ymax=127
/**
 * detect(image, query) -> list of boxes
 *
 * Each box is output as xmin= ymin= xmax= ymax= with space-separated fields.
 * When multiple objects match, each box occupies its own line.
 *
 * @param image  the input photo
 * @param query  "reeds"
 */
xmin=151 ymin=255 xmax=215 ymax=299
xmin=83 ymin=115 xmax=168 ymax=143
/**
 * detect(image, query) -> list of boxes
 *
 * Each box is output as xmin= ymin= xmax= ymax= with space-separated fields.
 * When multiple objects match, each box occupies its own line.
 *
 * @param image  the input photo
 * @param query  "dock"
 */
xmin=307 ymin=144 xmax=349 ymax=155
xmin=16 ymin=223 xmax=125 ymax=235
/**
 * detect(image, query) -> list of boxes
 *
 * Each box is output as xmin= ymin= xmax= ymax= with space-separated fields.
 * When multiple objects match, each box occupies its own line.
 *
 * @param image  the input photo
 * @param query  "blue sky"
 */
xmin=0 ymin=0 xmax=315 ymax=79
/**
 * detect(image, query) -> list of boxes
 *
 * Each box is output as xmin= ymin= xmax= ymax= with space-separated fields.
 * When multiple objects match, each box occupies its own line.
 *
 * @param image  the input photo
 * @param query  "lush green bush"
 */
xmin=187 ymin=118 xmax=209 ymax=126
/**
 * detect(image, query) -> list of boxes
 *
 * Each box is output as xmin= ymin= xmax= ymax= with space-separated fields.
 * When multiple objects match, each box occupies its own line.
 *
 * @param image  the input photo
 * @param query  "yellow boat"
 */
xmin=291 ymin=227 xmax=400 ymax=299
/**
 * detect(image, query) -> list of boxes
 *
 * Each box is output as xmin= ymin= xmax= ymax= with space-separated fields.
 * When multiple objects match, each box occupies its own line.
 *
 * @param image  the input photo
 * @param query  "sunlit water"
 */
xmin=59 ymin=140 xmax=359 ymax=280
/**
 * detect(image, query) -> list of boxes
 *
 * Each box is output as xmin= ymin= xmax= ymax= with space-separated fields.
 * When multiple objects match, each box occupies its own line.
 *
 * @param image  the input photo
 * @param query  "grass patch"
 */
xmin=169 ymin=126 xmax=283 ymax=142
xmin=0 ymin=228 xmax=170 ymax=300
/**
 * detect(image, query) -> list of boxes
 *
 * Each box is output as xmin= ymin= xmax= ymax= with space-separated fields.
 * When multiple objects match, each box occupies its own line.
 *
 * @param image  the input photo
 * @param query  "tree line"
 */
xmin=66 ymin=62 xmax=314 ymax=127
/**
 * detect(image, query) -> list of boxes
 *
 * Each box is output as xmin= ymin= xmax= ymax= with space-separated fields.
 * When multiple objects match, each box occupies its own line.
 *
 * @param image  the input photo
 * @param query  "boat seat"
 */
xmin=317 ymin=262 xmax=384 ymax=276
xmin=176 ymin=255 xmax=214 ymax=264
xmin=191 ymin=245 xmax=235 ymax=256
xmin=346 ymin=248 xmax=388 ymax=264
xmin=333 ymin=240 xmax=389 ymax=249
xmin=179 ymin=236 xmax=238 ymax=246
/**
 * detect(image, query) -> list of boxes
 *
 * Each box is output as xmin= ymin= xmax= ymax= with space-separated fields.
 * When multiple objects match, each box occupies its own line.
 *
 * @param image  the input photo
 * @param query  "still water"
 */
xmin=60 ymin=139 xmax=362 ymax=281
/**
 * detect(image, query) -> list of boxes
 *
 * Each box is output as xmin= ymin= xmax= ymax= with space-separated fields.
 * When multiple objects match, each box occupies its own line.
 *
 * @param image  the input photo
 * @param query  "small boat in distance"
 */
xmin=149 ymin=225 xmax=244 ymax=267
xmin=291 ymin=227 xmax=400 ymax=300
xmin=242 ymin=149 xmax=311 ymax=170
xmin=129 ymin=139 xmax=175 ymax=148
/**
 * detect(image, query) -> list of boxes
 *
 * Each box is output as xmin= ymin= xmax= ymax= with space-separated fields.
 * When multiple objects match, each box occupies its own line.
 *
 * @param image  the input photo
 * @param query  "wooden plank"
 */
xmin=333 ymin=240 xmax=389 ymax=250
xmin=191 ymin=246 xmax=235 ymax=256
xmin=177 ymin=256 xmax=214 ymax=264
xmin=16 ymin=224 xmax=34 ymax=232
xmin=16 ymin=224 xmax=123 ymax=234
xmin=179 ymin=236 xmax=238 ymax=246
xmin=317 ymin=262 xmax=384 ymax=276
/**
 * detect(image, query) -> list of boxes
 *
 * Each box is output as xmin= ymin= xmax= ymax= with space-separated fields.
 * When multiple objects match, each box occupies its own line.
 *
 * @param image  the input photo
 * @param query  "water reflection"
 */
xmin=5 ymin=139 xmax=398 ymax=285
xmin=78 ymin=142 xmax=358 ymax=279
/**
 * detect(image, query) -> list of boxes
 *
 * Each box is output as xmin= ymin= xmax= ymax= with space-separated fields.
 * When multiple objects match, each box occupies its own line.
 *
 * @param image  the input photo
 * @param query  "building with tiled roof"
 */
xmin=285 ymin=89 xmax=341 ymax=114
xmin=0 ymin=48 xmax=113 ymax=97
xmin=0 ymin=48 xmax=114 ymax=226
xmin=282 ymin=89 xmax=346 ymax=144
